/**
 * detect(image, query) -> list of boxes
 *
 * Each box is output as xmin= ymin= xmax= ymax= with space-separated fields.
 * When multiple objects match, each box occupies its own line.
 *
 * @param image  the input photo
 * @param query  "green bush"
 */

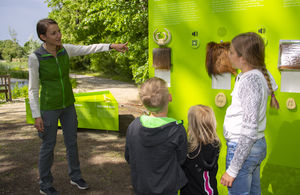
xmin=69 ymin=55 xmax=91 ymax=71
xmin=0 ymin=61 xmax=28 ymax=79
xmin=11 ymin=82 xmax=28 ymax=99
xmin=0 ymin=82 xmax=28 ymax=101
xmin=70 ymin=78 xmax=77 ymax=88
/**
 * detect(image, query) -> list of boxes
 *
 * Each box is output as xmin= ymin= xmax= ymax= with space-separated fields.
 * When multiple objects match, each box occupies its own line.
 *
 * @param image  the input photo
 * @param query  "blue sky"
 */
xmin=0 ymin=0 xmax=51 ymax=46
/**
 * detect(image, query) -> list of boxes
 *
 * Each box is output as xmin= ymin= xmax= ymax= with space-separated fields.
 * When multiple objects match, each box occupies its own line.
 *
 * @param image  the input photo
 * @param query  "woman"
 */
xmin=28 ymin=18 xmax=128 ymax=195
xmin=220 ymin=32 xmax=279 ymax=194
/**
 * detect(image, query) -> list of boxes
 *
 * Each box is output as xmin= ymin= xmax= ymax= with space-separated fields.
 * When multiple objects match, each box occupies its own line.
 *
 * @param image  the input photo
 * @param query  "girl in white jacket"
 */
xmin=220 ymin=32 xmax=279 ymax=195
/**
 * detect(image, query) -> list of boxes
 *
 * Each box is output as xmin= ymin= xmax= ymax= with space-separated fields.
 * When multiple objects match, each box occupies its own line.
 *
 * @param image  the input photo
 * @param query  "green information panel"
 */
xmin=149 ymin=0 xmax=300 ymax=194
xmin=26 ymin=90 xmax=119 ymax=131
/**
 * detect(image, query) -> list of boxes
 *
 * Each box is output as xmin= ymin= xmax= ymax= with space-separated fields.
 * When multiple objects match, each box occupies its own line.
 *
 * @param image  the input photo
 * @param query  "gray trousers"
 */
xmin=38 ymin=104 xmax=82 ymax=189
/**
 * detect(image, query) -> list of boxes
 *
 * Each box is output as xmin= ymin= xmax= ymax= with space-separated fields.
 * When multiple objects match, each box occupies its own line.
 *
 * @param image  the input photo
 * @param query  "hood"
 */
xmin=138 ymin=119 xmax=183 ymax=147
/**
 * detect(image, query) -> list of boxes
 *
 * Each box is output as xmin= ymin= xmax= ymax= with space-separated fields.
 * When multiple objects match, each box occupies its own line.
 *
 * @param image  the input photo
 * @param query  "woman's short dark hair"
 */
xmin=36 ymin=18 xmax=58 ymax=42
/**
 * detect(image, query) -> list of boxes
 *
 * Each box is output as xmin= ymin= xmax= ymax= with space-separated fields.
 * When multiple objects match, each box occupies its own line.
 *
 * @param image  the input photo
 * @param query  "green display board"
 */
xmin=26 ymin=90 xmax=119 ymax=131
xmin=149 ymin=0 xmax=300 ymax=194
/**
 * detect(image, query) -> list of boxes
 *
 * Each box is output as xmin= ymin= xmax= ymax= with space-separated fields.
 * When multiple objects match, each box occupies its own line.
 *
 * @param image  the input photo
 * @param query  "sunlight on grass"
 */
xmin=88 ymin=153 xmax=125 ymax=165
xmin=0 ymin=155 xmax=7 ymax=161
xmin=85 ymin=132 xmax=122 ymax=142
xmin=0 ymin=135 xmax=33 ymax=141
xmin=0 ymin=161 xmax=18 ymax=173
xmin=103 ymin=151 xmax=123 ymax=158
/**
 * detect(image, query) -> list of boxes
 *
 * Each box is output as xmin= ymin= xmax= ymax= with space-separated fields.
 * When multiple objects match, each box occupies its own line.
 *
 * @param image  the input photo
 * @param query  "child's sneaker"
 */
xmin=39 ymin=187 xmax=59 ymax=195
xmin=70 ymin=178 xmax=89 ymax=190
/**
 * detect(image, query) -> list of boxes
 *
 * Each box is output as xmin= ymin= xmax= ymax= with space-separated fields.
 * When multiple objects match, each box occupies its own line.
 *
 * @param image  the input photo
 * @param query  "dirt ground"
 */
xmin=0 ymin=75 xmax=146 ymax=195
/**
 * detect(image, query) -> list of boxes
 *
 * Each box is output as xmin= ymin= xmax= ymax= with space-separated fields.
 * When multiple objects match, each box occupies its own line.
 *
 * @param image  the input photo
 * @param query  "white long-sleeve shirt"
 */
xmin=28 ymin=43 xmax=110 ymax=118
xmin=223 ymin=69 xmax=278 ymax=177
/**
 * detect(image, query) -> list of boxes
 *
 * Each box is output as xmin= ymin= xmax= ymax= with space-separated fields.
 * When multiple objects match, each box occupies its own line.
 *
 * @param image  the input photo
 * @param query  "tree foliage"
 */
xmin=46 ymin=0 xmax=148 ymax=83
xmin=23 ymin=38 xmax=41 ymax=56
xmin=0 ymin=40 xmax=24 ymax=62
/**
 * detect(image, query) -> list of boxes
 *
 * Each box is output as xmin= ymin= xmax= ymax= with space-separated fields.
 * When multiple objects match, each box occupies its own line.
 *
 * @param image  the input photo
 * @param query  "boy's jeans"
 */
xmin=226 ymin=137 xmax=266 ymax=195
xmin=38 ymin=105 xmax=82 ymax=190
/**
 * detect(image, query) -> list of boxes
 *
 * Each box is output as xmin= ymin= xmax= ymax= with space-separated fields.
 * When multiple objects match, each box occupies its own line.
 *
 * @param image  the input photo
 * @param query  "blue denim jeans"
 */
xmin=226 ymin=137 xmax=267 ymax=195
xmin=38 ymin=104 xmax=81 ymax=189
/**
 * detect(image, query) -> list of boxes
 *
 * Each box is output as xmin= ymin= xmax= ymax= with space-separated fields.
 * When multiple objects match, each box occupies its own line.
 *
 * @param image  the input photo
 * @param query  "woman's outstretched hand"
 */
xmin=110 ymin=42 xmax=128 ymax=53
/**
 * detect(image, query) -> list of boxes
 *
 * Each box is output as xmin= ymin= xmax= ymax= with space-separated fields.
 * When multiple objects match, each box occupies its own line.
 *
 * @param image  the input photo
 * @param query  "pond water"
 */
xmin=10 ymin=78 xmax=29 ymax=89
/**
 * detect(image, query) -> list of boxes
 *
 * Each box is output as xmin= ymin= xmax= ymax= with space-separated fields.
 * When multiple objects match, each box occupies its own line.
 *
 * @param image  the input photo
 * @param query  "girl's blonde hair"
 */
xmin=139 ymin=77 xmax=169 ymax=113
xmin=231 ymin=32 xmax=279 ymax=109
xmin=188 ymin=105 xmax=220 ymax=153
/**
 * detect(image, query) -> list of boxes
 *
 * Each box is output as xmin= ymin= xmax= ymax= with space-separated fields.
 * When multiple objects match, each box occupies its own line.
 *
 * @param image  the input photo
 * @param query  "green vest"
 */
xmin=34 ymin=46 xmax=75 ymax=111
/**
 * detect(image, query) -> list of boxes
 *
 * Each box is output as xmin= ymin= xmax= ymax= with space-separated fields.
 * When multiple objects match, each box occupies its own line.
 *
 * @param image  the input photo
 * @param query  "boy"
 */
xmin=125 ymin=77 xmax=188 ymax=195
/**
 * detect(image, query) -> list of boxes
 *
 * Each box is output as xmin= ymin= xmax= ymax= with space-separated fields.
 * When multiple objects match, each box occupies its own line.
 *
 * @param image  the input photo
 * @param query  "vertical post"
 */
xmin=4 ymin=75 xmax=8 ymax=101
xmin=7 ymin=74 xmax=12 ymax=101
